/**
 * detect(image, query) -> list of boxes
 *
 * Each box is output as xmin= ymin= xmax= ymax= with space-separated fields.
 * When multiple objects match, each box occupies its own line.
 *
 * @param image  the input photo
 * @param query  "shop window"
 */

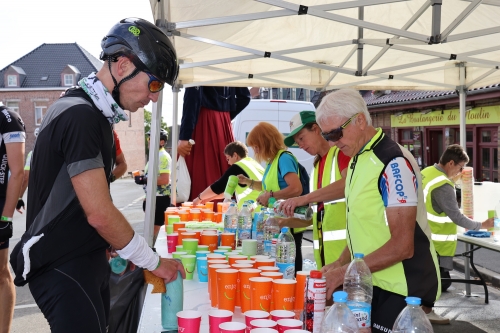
xmin=481 ymin=130 xmax=491 ymax=143
xmin=7 ymin=75 xmax=17 ymax=87
xmin=466 ymin=147 xmax=473 ymax=166
xmin=35 ymin=106 xmax=47 ymax=125
xmin=466 ymin=130 xmax=473 ymax=142
xmin=6 ymin=102 xmax=19 ymax=113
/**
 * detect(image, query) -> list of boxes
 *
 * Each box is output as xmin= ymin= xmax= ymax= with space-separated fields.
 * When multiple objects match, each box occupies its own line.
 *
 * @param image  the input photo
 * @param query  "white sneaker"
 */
xmin=426 ymin=310 xmax=450 ymax=325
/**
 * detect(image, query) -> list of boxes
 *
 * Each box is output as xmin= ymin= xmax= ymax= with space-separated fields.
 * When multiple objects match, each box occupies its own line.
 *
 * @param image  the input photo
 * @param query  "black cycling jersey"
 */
xmin=0 ymin=106 xmax=26 ymax=198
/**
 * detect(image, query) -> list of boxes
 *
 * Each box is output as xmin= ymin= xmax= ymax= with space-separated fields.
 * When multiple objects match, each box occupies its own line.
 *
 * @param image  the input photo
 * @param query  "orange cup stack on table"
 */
xmin=178 ymin=210 xmax=189 ymax=222
xmin=205 ymin=201 xmax=214 ymax=212
xmin=250 ymin=277 xmax=273 ymax=312
xmin=239 ymin=269 xmax=262 ymax=313
xmin=209 ymin=264 xmax=231 ymax=307
xmin=203 ymin=209 xmax=215 ymax=221
xmin=273 ymin=279 xmax=297 ymax=311
xmin=254 ymin=258 xmax=276 ymax=268
xmin=294 ymin=271 xmax=309 ymax=319
xmin=190 ymin=209 xmax=201 ymax=222
xmin=216 ymin=269 xmax=238 ymax=311
xmin=201 ymin=232 xmax=219 ymax=252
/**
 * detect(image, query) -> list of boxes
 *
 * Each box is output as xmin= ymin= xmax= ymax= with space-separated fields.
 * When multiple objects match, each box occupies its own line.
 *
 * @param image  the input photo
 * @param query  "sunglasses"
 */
xmin=145 ymin=72 xmax=165 ymax=93
xmin=321 ymin=113 xmax=359 ymax=142
xmin=457 ymin=163 xmax=466 ymax=172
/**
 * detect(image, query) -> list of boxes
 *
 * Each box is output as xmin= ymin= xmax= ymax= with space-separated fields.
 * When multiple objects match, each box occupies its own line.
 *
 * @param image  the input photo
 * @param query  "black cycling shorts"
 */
xmin=142 ymin=195 xmax=171 ymax=226
xmin=29 ymin=250 xmax=110 ymax=333
xmin=0 ymin=198 xmax=7 ymax=250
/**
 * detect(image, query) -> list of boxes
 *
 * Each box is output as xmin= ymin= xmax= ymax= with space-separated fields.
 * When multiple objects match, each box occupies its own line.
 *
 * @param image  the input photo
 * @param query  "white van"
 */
xmin=232 ymin=99 xmax=316 ymax=173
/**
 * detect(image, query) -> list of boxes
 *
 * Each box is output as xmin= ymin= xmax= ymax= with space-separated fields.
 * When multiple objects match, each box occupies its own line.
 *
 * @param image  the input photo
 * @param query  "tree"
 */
xmin=143 ymin=109 xmax=169 ymax=157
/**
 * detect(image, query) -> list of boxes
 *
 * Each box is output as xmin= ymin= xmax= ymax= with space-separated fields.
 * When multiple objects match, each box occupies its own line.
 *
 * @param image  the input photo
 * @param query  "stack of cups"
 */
xmin=176 ymin=310 xmax=202 ymax=332
xmin=294 ymin=271 xmax=309 ymax=319
xmin=216 ymin=269 xmax=239 ymax=311
xmin=201 ymin=231 xmax=219 ymax=252
xmin=461 ymin=167 xmax=474 ymax=219
xmin=242 ymin=239 xmax=258 ymax=257
xmin=180 ymin=255 xmax=196 ymax=280
xmin=208 ymin=309 xmax=233 ymax=333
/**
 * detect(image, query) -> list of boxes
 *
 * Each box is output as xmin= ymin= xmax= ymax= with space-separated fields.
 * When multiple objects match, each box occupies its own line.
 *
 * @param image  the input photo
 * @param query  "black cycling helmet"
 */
xmin=146 ymin=129 xmax=169 ymax=141
xmin=100 ymin=18 xmax=179 ymax=105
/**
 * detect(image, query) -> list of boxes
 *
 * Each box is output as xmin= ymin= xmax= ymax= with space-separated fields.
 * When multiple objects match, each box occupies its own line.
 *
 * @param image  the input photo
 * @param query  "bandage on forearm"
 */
xmin=116 ymin=232 xmax=159 ymax=271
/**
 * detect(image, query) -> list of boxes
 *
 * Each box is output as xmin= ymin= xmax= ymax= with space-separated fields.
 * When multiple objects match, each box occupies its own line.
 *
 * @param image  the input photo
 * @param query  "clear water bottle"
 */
xmin=237 ymin=203 xmax=252 ymax=247
xmin=224 ymin=203 xmax=239 ymax=234
xmin=494 ymin=200 xmax=500 ymax=242
xmin=343 ymin=253 xmax=372 ymax=333
xmin=221 ymin=197 xmax=232 ymax=214
xmin=110 ymin=255 xmax=128 ymax=274
xmin=320 ymin=291 xmax=359 ymax=333
xmin=254 ymin=208 xmax=267 ymax=255
xmin=263 ymin=211 xmax=280 ymax=256
xmin=276 ymin=227 xmax=296 ymax=279
xmin=272 ymin=199 xmax=314 ymax=220
xmin=392 ymin=297 xmax=433 ymax=333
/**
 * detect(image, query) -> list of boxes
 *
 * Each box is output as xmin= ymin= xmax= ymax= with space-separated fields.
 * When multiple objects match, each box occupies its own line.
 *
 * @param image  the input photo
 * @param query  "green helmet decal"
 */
xmin=128 ymin=26 xmax=141 ymax=36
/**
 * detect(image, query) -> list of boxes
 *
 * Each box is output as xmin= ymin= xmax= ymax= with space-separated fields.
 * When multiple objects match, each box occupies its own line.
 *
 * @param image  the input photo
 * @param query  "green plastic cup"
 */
xmin=183 ymin=238 xmax=199 ymax=255
xmin=166 ymin=224 xmax=174 ymax=235
xmin=168 ymin=215 xmax=181 ymax=225
xmin=224 ymin=175 xmax=239 ymax=199
xmin=218 ymin=246 xmax=233 ymax=252
xmin=197 ymin=245 xmax=209 ymax=252
xmin=172 ymin=251 xmax=188 ymax=259
xmin=488 ymin=210 xmax=495 ymax=218
xmin=242 ymin=239 xmax=257 ymax=256
xmin=180 ymin=255 xmax=197 ymax=280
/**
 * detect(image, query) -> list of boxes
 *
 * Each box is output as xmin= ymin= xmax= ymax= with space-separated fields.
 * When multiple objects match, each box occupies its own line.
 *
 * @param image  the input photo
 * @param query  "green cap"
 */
xmin=284 ymin=111 xmax=317 ymax=147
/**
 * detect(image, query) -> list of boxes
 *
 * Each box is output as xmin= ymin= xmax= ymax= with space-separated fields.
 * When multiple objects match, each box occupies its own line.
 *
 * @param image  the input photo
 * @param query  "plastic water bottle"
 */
xmin=273 ymin=199 xmax=314 ymax=220
xmin=276 ymin=227 xmax=296 ymax=279
xmin=263 ymin=211 xmax=280 ymax=256
xmin=392 ymin=297 xmax=433 ymax=333
xmin=320 ymin=291 xmax=359 ymax=333
xmin=305 ymin=270 xmax=326 ymax=333
xmin=254 ymin=208 xmax=266 ymax=255
xmin=494 ymin=200 xmax=500 ymax=242
xmin=237 ymin=203 xmax=252 ymax=247
xmin=161 ymin=270 xmax=183 ymax=330
xmin=109 ymin=255 xmax=128 ymax=274
xmin=224 ymin=203 xmax=239 ymax=234
xmin=343 ymin=253 xmax=372 ymax=333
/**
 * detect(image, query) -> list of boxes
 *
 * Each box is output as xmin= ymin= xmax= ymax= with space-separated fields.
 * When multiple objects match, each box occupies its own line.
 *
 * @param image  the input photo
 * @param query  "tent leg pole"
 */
xmin=357 ymin=6 xmax=364 ymax=76
xmin=170 ymin=85 xmax=180 ymax=206
xmin=459 ymin=64 xmax=467 ymax=148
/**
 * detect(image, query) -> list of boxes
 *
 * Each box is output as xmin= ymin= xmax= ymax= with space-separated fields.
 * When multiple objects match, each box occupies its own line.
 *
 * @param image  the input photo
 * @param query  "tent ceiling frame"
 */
xmin=322 ymin=46 xmax=358 ymax=90
xmin=172 ymin=0 xmax=409 ymax=29
xmin=256 ymin=0 xmax=431 ymax=42
xmin=368 ymin=58 xmax=444 ymax=75
xmin=440 ymin=0 xmax=483 ymax=40
xmin=180 ymin=55 xmax=260 ymax=69
xmin=445 ymin=26 xmax=500 ymax=43
xmin=466 ymin=67 xmax=499 ymax=88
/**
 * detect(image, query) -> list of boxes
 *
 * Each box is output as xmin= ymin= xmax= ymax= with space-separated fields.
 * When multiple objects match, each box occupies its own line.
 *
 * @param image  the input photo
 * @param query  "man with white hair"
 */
xmin=317 ymin=89 xmax=441 ymax=332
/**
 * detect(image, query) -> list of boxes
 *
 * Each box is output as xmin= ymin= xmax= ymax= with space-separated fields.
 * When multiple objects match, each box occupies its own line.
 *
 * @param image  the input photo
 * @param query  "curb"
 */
xmin=453 ymin=257 xmax=500 ymax=289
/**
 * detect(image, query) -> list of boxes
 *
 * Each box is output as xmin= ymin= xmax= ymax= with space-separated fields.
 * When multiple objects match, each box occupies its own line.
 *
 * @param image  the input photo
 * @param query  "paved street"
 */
xmin=8 ymin=178 xmax=500 ymax=332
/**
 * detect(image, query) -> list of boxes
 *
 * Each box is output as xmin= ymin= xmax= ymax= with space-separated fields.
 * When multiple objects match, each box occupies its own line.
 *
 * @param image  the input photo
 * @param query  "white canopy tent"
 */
xmin=142 ymin=0 xmax=500 ymax=245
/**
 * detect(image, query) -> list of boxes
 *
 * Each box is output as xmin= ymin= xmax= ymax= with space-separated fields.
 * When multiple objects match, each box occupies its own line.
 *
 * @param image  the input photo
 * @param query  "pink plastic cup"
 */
xmin=219 ymin=321 xmax=247 ymax=333
xmin=244 ymin=310 xmax=270 ymax=333
xmin=208 ymin=309 xmax=233 ymax=333
xmin=176 ymin=310 xmax=202 ymax=333
xmin=276 ymin=319 xmax=303 ymax=333
xmin=250 ymin=319 xmax=278 ymax=330
xmin=166 ymin=233 xmax=178 ymax=253
xmin=250 ymin=329 xmax=278 ymax=333
xmin=270 ymin=310 xmax=295 ymax=322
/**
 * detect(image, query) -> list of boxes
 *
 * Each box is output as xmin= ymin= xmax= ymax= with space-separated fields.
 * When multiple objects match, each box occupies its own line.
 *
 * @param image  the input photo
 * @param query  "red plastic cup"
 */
xmin=176 ymin=310 xmax=202 ymax=333
xmin=250 ymin=329 xmax=278 ymax=333
xmin=270 ymin=310 xmax=295 ymax=322
xmin=244 ymin=310 xmax=270 ymax=333
xmin=208 ymin=309 xmax=233 ymax=333
xmin=276 ymin=319 xmax=303 ymax=333
xmin=250 ymin=319 xmax=278 ymax=330
xmin=166 ymin=233 xmax=178 ymax=253
xmin=219 ymin=322 xmax=247 ymax=333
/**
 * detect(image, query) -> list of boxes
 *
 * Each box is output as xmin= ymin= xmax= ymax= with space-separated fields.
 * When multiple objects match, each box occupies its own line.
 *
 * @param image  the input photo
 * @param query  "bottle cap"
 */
xmin=354 ymin=253 xmax=364 ymax=259
xmin=405 ymin=297 xmax=421 ymax=305
xmin=309 ymin=270 xmax=322 ymax=278
xmin=281 ymin=227 xmax=289 ymax=233
xmin=333 ymin=291 xmax=348 ymax=303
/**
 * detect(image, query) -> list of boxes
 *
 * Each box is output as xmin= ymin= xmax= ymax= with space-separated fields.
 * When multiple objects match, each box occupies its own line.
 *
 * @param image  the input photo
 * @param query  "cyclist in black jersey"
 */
xmin=0 ymin=103 xmax=25 ymax=333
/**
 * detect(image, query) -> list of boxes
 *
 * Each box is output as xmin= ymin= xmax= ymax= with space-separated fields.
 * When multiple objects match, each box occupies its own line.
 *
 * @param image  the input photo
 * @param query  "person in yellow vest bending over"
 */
xmin=278 ymin=111 xmax=350 ymax=269
xmin=237 ymin=122 xmax=305 ymax=273
xmin=193 ymin=141 xmax=264 ymax=209
xmin=421 ymin=144 xmax=493 ymax=323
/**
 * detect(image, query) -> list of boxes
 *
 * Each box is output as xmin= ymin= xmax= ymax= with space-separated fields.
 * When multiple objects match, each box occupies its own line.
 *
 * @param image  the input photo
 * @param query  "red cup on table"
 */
xmin=270 ymin=310 xmax=295 ymax=322
xmin=250 ymin=319 xmax=278 ymax=330
xmin=250 ymin=329 xmax=278 ymax=333
xmin=176 ymin=310 xmax=202 ymax=333
xmin=208 ymin=309 xmax=233 ymax=333
xmin=276 ymin=319 xmax=303 ymax=333
xmin=166 ymin=233 xmax=178 ymax=253
xmin=244 ymin=310 xmax=270 ymax=333
xmin=219 ymin=322 xmax=247 ymax=333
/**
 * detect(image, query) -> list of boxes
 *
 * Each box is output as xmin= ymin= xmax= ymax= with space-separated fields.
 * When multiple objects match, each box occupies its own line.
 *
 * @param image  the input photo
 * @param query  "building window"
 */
xmin=6 ymin=102 xmax=19 ymax=113
xmin=7 ymin=75 xmax=17 ymax=87
xmin=35 ymin=106 xmax=47 ymax=125
xmin=64 ymin=74 xmax=74 ymax=86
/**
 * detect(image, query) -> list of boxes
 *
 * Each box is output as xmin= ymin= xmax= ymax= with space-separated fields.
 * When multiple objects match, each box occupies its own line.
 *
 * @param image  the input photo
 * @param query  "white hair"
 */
xmin=316 ymin=89 xmax=372 ymax=126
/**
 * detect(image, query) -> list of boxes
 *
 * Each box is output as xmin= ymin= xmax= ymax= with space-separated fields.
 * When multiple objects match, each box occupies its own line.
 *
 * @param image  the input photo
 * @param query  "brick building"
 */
xmin=0 ymin=43 xmax=145 ymax=176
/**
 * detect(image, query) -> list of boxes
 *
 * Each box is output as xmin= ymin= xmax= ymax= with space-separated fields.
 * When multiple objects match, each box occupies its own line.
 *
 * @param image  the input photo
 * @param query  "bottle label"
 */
xmin=276 ymin=262 xmax=295 ymax=279
xmin=263 ymin=240 xmax=272 ymax=254
xmin=305 ymin=277 xmax=326 ymax=333
xmin=238 ymin=229 xmax=251 ymax=241
xmin=347 ymin=301 xmax=371 ymax=328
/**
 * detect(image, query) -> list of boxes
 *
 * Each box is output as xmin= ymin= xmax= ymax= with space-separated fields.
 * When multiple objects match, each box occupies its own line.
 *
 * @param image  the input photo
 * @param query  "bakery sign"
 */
xmin=391 ymin=105 xmax=500 ymax=127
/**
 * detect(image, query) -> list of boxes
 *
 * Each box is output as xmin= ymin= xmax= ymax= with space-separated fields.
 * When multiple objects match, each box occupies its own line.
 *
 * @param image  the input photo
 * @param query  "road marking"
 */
xmin=15 ymin=304 xmax=39 ymax=310
xmin=119 ymin=195 xmax=144 ymax=211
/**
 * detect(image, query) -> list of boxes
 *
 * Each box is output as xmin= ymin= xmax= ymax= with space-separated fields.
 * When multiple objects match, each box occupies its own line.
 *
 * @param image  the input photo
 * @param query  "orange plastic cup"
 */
xmin=203 ymin=210 xmax=214 ymax=221
xmin=250 ymin=277 xmax=273 ymax=312
xmin=182 ymin=202 xmax=193 ymax=207
xmin=209 ymin=264 xmax=231 ymax=307
xmin=179 ymin=232 xmax=196 ymax=246
xmin=294 ymin=271 xmax=309 ymax=315
xmin=221 ymin=233 xmax=236 ymax=250
xmin=259 ymin=266 xmax=280 ymax=272
xmin=254 ymin=259 xmax=276 ymax=268
xmin=273 ymin=279 xmax=297 ymax=311
xmin=217 ymin=202 xmax=223 ymax=213
xmin=239 ymin=269 xmax=262 ymax=313
xmin=164 ymin=211 xmax=178 ymax=225
xmin=228 ymin=255 xmax=248 ymax=266
xmin=216 ymin=269 xmax=238 ymax=311
xmin=188 ymin=229 xmax=202 ymax=241
xmin=232 ymin=265 xmax=253 ymax=307
xmin=201 ymin=233 xmax=219 ymax=252
xmin=178 ymin=211 xmax=189 ymax=222
xmin=250 ymin=255 xmax=270 ymax=261
xmin=173 ymin=222 xmax=186 ymax=233
xmin=231 ymin=264 xmax=253 ymax=270
xmin=235 ymin=260 xmax=255 ymax=267
xmin=205 ymin=202 xmax=215 ymax=211
xmin=132 ymin=170 xmax=141 ymax=177
xmin=190 ymin=209 xmax=201 ymax=222
xmin=260 ymin=272 xmax=283 ymax=280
